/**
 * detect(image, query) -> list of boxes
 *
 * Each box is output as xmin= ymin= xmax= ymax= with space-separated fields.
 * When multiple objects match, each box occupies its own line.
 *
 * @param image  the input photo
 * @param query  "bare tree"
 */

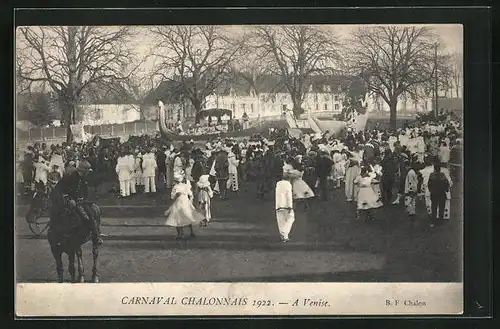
xmin=449 ymin=52 xmax=463 ymax=98
xmin=150 ymin=26 xmax=246 ymax=122
xmin=250 ymin=25 xmax=342 ymax=117
xmin=16 ymin=26 xmax=140 ymax=142
xmin=347 ymin=26 xmax=441 ymax=129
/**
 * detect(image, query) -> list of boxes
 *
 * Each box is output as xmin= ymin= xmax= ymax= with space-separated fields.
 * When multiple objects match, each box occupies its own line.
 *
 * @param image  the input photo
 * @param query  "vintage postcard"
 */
xmin=15 ymin=22 xmax=464 ymax=317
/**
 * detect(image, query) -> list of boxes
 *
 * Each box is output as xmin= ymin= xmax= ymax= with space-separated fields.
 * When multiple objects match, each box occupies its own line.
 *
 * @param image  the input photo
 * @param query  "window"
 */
xmin=231 ymin=103 xmax=235 ymax=110
xmin=334 ymin=95 xmax=339 ymax=102
xmin=335 ymin=104 xmax=339 ymax=111
xmin=250 ymin=103 xmax=254 ymax=112
xmin=324 ymin=104 xmax=328 ymax=111
xmin=316 ymin=104 xmax=319 ymax=111
xmin=241 ymin=103 xmax=246 ymax=110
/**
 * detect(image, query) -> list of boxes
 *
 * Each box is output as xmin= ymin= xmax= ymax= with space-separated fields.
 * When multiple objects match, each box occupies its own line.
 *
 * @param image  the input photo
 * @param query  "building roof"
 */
xmin=145 ymin=73 xmax=361 ymax=105
xmin=143 ymin=80 xmax=187 ymax=105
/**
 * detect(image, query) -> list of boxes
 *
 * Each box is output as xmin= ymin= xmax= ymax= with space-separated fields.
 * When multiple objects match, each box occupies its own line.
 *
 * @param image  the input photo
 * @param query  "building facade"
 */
xmin=76 ymin=103 xmax=142 ymax=126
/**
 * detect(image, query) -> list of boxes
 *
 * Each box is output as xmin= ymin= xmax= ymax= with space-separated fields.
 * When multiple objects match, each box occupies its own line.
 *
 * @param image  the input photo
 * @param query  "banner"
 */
xmin=70 ymin=124 xmax=89 ymax=143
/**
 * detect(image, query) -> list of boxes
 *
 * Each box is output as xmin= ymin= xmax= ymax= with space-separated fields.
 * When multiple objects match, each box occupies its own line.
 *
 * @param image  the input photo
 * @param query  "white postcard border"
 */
xmin=16 ymin=282 xmax=463 ymax=317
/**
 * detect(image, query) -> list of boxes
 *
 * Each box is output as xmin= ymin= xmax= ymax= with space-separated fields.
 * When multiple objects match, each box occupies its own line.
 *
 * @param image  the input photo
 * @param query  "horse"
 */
xmin=47 ymin=202 xmax=102 ymax=283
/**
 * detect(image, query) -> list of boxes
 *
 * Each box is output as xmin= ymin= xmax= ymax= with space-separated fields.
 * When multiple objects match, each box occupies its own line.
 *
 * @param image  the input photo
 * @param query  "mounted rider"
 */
xmin=50 ymin=160 xmax=103 ymax=246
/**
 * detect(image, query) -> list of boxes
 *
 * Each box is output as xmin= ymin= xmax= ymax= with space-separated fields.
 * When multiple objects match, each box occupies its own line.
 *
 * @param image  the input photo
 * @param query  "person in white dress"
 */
xmin=283 ymin=158 xmax=315 ymax=206
xmin=275 ymin=172 xmax=295 ymax=242
xmin=164 ymin=172 xmax=203 ymax=239
xmin=332 ymin=150 xmax=347 ymax=188
xmin=344 ymin=149 xmax=361 ymax=202
xmin=353 ymin=167 xmax=382 ymax=221
xmin=33 ymin=155 xmax=51 ymax=194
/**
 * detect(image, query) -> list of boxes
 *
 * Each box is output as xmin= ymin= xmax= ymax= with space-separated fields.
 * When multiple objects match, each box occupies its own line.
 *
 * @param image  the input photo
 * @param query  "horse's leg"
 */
xmin=68 ymin=252 xmax=76 ymax=283
xmin=76 ymin=247 xmax=85 ymax=283
xmin=91 ymin=242 xmax=100 ymax=283
xmin=51 ymin=248 xmax=64 ymax=283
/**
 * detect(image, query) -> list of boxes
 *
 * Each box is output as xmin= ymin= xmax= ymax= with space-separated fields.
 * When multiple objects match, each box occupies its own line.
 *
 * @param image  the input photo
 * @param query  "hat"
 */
xmin=197 ymin=174 xmax=211 ymax=188
xmin=173 ymin=172 xmax=185 ymax=182
xmin=76 ymin=160 xmax=93 ymax=172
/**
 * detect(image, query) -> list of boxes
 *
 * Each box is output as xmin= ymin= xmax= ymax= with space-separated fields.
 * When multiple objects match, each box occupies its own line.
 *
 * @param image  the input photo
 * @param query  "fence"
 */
xmin=16 ymin=121 xmax=166 ymax=143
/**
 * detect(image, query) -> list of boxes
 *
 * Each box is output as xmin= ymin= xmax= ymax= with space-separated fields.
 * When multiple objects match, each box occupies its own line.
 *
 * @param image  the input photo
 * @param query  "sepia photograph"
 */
xmin=14 ymin=22 xmax=464 ymax=316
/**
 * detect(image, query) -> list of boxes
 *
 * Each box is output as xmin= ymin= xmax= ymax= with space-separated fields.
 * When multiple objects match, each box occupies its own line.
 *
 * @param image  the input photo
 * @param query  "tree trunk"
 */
xmin=64 ymin=104 xmax=74 ymax=143
xmin=291 ymin=96 xmax=303 ymax=118
xmin=193 ymin=100 xmax=202 ymax=124
xmin=389 ymin=98 xmax=398 ymax=131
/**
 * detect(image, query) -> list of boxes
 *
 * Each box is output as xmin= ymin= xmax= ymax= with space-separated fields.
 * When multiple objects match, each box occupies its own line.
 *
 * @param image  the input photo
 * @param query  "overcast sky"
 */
xmin=132 ymin=24 xmax=462 ymax=73
xmin=133 ymin=24 xmax=462 ymax=52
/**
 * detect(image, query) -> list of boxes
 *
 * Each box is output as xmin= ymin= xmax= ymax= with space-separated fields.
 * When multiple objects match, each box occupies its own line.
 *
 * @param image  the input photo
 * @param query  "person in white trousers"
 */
xmin=275 ymin=173 xmax=295 ymax=243
xmin=116 ymin=151 xmax=134 ymax=198
xmin=142 ymin=149 xmax=157 ymax=193
xmin=126 ymin=149 xmax=136 ymax=195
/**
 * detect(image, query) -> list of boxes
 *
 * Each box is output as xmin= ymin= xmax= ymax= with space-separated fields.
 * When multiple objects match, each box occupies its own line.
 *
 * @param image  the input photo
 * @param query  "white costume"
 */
xmin=420 ymin=166 xmax=452 ymax=219
xmin=354 ymin=173 xmax=382 ymax=210
xmin=126 ymin=154 xmax=135 ymax=194
xmin=196 ymin=175 xmax=213 ymax=222
xmin=49 ymin=153 xmax=65 ymax=177
xmin=275 ymin=180 xmax=295 ymax=241
xmin=34 ymin=160 xmax=51 ymax=185
xmin=164 ymin=181 xmax=203 ymax=227
xmin=173 ymin=154 xmax=184 ymax=176
xmin=283 ymin=163 xmax=314 ymax=200
xmin=115 ymin=155 xmax=133 ymax=197
xmin=228 ymin=152 xmax=240 ymax=192
xmin=142 ymin=152 xmax=157 ymax=193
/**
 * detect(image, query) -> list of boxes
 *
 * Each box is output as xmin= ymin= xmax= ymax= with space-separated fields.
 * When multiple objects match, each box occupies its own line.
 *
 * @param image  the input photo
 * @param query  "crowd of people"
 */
xmin=16 ymin=113 xmax=462 ymax=241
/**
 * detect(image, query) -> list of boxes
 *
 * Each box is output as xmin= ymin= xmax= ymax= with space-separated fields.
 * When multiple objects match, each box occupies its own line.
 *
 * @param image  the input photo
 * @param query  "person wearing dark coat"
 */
xmin=50 ymin=161 xmax=102 ymax=246
xmin=214 ymin=149 xmax=229 ymax=199
xmin=315 ymin=151 xmax=334 ymax=201
xmin=380 ymin=149 xmax=397 ymax=205
xmin=156 ymin=147 xmax=167 ymax=186
xmin=428 ymin=162 xmax=450 ymax=225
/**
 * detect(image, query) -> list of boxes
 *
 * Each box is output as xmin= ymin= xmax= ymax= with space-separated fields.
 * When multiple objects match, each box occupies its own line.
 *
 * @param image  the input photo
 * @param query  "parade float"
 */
xmin=157 ymin=100 xmax=288 ymax=141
